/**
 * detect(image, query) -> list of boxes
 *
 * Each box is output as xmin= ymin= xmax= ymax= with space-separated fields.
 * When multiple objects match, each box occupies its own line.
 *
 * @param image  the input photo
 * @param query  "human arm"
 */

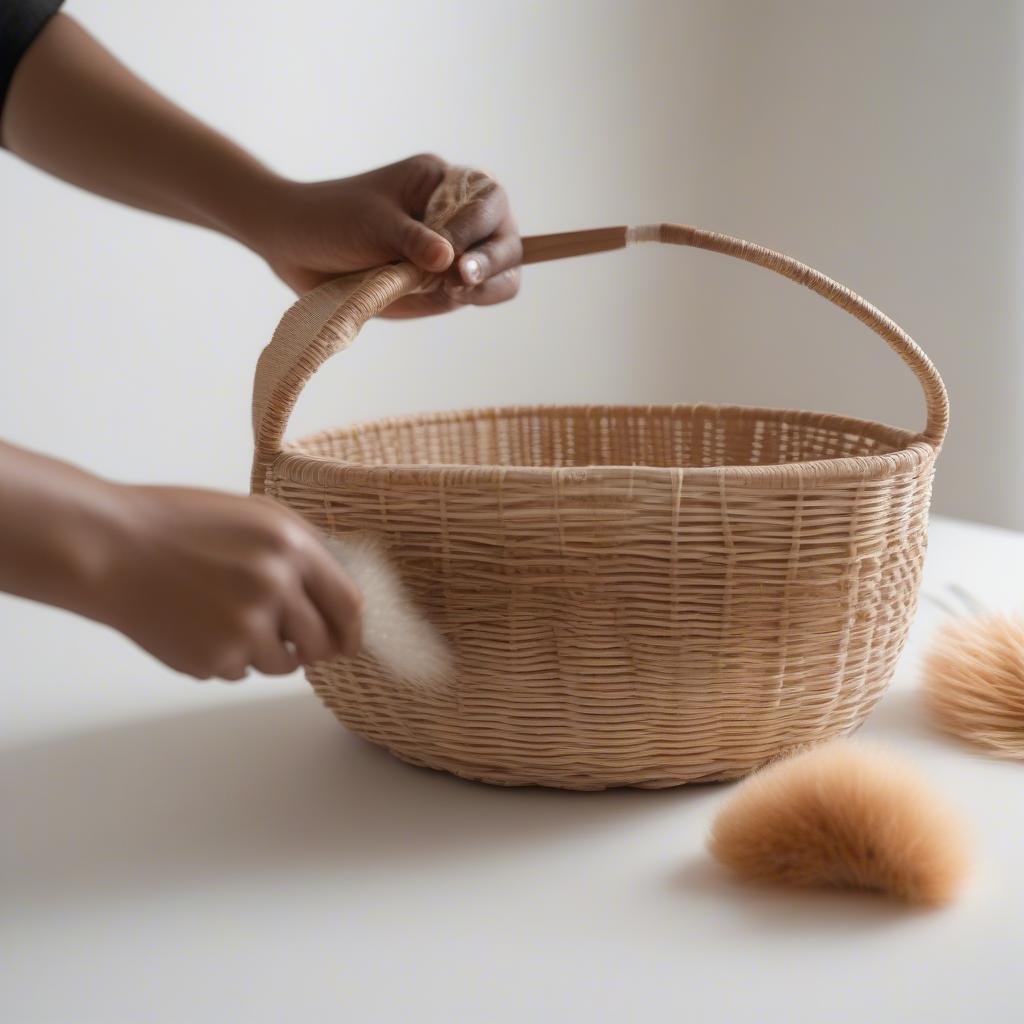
xmin=0 ymin=441 xmax=362 ymax=680
xmin=1 ymin=12 xmax=522 ymax=315
xmin=0 ymin=8 xmax=517 ymax=681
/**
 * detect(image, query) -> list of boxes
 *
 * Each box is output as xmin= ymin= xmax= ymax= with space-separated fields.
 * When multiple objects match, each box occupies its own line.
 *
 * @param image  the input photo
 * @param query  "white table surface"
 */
xmin=2 ymin=514 xmax=1023 ymax=1023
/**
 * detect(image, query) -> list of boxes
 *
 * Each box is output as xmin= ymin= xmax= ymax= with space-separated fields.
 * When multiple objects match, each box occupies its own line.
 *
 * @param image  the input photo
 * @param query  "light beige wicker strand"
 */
xmin=250 ymin=168 xmax=948 ymax=790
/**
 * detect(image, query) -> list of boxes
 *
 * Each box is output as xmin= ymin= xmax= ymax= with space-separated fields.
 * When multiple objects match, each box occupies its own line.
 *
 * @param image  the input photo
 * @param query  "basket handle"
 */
xmin=520 ymin=224 xmax=949 ymax=450
xmin=251 ymin=173 xmax=948 ymax=493
xmin=251 ymin=166 xmax=495 ymax=492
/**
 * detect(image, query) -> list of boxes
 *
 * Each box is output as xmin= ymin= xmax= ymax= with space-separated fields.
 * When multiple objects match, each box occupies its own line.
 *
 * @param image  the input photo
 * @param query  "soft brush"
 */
xmin=708 ymin=740 xmax=972 ymax=906
xmin=923 ymin=611 xmax=1024 ymax=759
xmin=324 ymin=534 xmax=454 ymax=688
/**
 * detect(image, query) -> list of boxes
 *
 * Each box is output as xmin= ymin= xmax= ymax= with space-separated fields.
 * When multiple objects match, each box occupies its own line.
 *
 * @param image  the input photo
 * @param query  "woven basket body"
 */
xmin=251 ymin=170 xmax=948 ymax=790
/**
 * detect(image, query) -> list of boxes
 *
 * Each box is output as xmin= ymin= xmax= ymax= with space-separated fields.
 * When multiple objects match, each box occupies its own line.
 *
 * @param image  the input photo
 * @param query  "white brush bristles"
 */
xmin=325 ymin=534 xmax=454 ymax=689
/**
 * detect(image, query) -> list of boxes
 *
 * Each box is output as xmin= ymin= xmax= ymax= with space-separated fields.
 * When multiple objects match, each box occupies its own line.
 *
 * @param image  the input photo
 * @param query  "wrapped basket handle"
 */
xmin=251 ymin=168 xmax=948 ymax=493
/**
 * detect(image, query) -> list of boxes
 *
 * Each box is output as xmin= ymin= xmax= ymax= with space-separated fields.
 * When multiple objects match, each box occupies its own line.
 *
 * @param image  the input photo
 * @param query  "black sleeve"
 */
xmin=0 ymin=0 xmax=64 ymax=127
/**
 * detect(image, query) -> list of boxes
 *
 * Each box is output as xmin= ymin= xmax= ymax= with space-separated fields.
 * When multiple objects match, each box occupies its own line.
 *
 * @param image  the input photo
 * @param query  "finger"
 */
xmin=207 ymin=646 xmax=251 ymax=683
xmin=439 ymin=181 xmax=509 ymax=258
xmin=445 ymin=266 xmax=521 ymax=307
xmin=450 ymin=218 xmax=522 ymax=287
xmin=392 ymin=152 xmax=448 ymax=216
xmin=281 ymin=591 xmax=338 ymax=666
xmin=393 ymin=214 xmax=453 ymax=273
xmin=249 ymin=630 xmax=301 ymax=677
xmin=304 ymin=552 xmax=364 ymax=658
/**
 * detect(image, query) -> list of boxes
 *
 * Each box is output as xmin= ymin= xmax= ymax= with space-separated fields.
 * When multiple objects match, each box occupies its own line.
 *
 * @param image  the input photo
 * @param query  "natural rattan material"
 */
xmin=250 ymin=168 xmax=947 ymax=790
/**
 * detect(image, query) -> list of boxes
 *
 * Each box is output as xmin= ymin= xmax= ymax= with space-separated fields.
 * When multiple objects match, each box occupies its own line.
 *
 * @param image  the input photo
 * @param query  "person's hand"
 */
xmin=96 ymin=485 xmax=362 ymax=681
xmin=248 ymin=154 xmax=522 ymax=317
xmin=2 ymin=20 xmax=520 ymax=316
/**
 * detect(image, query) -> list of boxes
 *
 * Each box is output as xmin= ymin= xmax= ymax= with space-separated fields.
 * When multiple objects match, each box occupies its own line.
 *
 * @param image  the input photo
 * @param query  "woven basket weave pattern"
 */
xmin=265 ymin=406 xmax=934 ymax=788
xmin=251 ymin=168 xmax=947 ymax=789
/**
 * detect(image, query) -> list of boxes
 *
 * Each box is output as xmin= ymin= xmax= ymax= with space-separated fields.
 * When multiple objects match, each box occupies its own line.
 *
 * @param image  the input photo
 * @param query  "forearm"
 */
xmin=0 ymin=440 xmax=124 ymax=620
xmin=1 ymin=13 xmax=278 ymax=246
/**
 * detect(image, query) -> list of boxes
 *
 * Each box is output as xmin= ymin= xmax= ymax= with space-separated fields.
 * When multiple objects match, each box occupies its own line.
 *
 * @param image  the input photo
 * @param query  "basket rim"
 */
xmin=274 ymin=401 xmax=938 ymax=489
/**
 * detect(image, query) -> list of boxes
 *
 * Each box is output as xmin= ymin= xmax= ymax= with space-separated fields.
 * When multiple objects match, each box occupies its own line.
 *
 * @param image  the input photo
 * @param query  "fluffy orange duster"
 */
xmin=923 ymin=613 xmax=1024 ymax=759
xmin=708 ymin=742 xmax=971 ymax=906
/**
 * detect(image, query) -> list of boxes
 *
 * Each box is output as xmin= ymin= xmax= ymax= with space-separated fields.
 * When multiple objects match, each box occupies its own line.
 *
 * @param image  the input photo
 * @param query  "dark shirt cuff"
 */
xmin=0 ymin=0 xmax=65 ymax=137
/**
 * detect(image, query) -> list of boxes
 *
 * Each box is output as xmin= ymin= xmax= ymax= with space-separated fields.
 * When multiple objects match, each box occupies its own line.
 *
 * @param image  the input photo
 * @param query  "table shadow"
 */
xmin=5 ymin=686 xmax=949 ymax=920
xmin=2 ymin=693 xmax=696 ymax=911
xmin=664 ymin=855 xmax=936 ymax=935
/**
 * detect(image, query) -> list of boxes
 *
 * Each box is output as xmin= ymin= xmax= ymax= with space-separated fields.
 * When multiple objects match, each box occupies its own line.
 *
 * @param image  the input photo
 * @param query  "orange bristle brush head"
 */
xmin=708 ymin=741 xmax=972 ymax=907
xmin=922 ymin=613 xmax=1024 ymax=759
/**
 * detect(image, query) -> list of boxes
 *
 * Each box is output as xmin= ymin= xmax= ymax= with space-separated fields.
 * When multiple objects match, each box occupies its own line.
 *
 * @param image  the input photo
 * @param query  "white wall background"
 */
xmin=2 ymin=0 xmax=1021 ymax=528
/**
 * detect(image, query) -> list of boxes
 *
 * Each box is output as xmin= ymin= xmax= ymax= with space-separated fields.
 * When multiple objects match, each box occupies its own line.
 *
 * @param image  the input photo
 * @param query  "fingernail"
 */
xmin=426 ymin=240 xmax=451 ymax=271
xmin=462 ymin=255 xmax=483 ymax=284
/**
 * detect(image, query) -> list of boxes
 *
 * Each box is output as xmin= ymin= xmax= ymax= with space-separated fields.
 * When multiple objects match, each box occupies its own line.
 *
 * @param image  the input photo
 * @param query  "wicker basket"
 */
xmin=251 ymin=169 xmax=948 ymax=790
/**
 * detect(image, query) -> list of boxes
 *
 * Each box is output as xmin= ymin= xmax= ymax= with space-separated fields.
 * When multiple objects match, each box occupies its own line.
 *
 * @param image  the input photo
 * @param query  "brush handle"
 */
xmin=251 ymin=168 xmax=948 ymax=492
